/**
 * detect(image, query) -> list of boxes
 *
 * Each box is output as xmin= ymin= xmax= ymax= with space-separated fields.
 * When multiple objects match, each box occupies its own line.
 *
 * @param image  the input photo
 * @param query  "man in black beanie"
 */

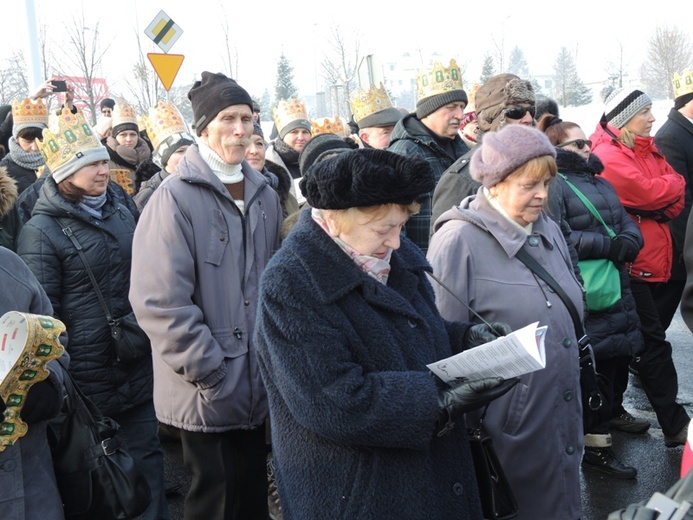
xmin=129 ymin=71 xmax=281 ymax=520
xmin=387 ymin=59 xmax=469 ymax=253
xmin=655 ymin=72 xmax=693 ymax=332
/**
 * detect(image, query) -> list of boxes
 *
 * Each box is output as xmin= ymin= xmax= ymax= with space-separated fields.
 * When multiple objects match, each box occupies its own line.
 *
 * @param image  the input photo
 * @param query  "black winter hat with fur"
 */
xmin=188 ymin=72 xmax=253 ymax=136
xmin=298 ymin=132 xmax=358 ymax=175
xmin=300 ymin=148 xmax=435 ymax=209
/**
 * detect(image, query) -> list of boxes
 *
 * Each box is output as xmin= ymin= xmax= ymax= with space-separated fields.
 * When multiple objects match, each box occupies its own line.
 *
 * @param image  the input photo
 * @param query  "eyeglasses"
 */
xmin=557 ymin=139 xmax=592 ymax=150
xmin=505 ymin=105 xmax=536 ymax=119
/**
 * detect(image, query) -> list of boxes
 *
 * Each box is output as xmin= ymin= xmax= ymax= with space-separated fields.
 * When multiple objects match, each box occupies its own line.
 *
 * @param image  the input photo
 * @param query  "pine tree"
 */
xmin=260 ymin=89 xmax=271 ymax=122
xmin=553 ymin=47 xmax=592 ymax=107
xmin=507 ymin=47 xmax=530 ymax=79
xmin=275 ymin=54 xmax=299 ymax=103
xmin=480 ymin=54 xmax=496 ymax=84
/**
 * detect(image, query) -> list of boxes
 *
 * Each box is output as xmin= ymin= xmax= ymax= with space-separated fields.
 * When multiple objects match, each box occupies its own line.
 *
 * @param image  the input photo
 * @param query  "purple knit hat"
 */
xmin=470 ymin=125 xmax=556 ymax=188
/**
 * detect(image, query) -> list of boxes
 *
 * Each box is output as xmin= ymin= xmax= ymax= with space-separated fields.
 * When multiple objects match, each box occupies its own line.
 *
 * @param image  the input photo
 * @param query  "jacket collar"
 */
xmin=288 ymin=209 xmax=430 ymax=314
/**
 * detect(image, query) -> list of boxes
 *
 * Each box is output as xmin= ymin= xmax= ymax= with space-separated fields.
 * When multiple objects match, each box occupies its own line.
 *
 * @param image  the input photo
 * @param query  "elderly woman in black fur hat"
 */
xmin=253 ymin=148 xmax=517 ymax=519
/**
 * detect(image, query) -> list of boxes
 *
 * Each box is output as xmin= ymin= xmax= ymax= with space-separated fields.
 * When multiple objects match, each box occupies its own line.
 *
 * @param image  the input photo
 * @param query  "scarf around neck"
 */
xmin=78 ymin=192 xmax=108 ymax=219
xmin=311 ymin=208 xmax=392 ymax=284
xmin=8 ymin=137 xmax=45 ymax=170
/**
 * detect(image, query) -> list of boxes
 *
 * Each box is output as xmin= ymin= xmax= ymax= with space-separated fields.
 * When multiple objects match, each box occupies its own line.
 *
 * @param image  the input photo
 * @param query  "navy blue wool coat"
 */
xmin=254 ymin=209 xmax=483 ymax=520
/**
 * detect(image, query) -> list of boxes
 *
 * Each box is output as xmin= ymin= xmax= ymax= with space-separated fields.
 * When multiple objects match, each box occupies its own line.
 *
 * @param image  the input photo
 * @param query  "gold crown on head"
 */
xmin=673 ymin=70 xmax=693 ymax=99
xmin=273 ymin=98 xmax=309 ymax=132
xmin=465 ymin=83 xmax=481 ymax=113
xmin=416 ymin=59 xmax=464 ymax=101
xmin=38 ymin=108 xmax=102 ymax=174
xmin=144 ymin=101 xmax=190 ymax=151
xmin=350 ymin=83 xmax=395 ymax=123
xmin=12 ymin=98 xmax=48 ymax=128
xmin=311 ymin=117 xmax=347 ymax=137
xmin=112 ymin=100 xmax=138 ymax=129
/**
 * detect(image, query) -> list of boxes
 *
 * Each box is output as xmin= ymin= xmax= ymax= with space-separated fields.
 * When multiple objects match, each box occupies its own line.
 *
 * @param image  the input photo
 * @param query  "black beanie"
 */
xmin=100 ymin=98 xmax=115 ymax=110
xmin=112 ymin=122 xmax=139 ymax=137
xmin=188 ymin=72 xmax=253 ymax=136
xmin=675 ymin=92 xmax=693 ymax=110
xmin=159 ymin=133 xmax=194 ymax=166
xmin=300 ymin=148 xmax=435 ymax=210
xmin=415 ymin=90 xmax=468 ymax=119
xmin=298 ymin=133 xmax=357 ymax=175
xmin=252 ymin=121 xmax=265 ymax=140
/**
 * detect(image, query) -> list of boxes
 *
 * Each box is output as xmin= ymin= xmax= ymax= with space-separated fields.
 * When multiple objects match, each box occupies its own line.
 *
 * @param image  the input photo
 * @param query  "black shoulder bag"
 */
xmin=57 ymin=218 xmax=151 ymax=364
xmin=427 ymin=271 xmax=519 ymax=520
xmin=49 ymin=364 xmax=151 ymax=519
xmin=514 ymin=248 xmax=611 ymax=433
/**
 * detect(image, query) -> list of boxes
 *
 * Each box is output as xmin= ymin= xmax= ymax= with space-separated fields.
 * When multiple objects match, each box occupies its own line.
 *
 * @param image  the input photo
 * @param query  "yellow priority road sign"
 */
xmin=147 ymin=53 xmax=185 ymax=91
xmin=145 ymin=10 xmax=183 ymax=53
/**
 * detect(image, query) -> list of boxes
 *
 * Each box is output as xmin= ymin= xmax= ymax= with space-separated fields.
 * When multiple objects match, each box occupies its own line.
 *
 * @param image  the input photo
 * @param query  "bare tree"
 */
xmin=218 ymin=4 xmax=238 ymax=80
xmin=604 ymin=42 xmax=628 ymax=90
xmin=0 ymin=52 xmax=29 ymax=105
xmin=641 ymin=25 xmax=693 ymax=99
xmin=126 ymin=31 xmax=167 ymax=114
xmin=320 ymin=26 xmax=360 ymax=118
xmin=59 ymin=12 xmax=112 ymax=124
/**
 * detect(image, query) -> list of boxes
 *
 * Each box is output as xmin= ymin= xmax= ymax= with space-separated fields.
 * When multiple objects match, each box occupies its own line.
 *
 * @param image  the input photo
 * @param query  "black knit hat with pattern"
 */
xmin=300 ymin=148 xmax=435 ymax=209
xmin=415 ymin=90 xmax=468 ymax=119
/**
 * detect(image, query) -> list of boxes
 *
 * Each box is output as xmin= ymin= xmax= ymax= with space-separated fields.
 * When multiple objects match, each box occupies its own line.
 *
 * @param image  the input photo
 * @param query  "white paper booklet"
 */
xmin=427 ymin=321 xmax=547 ymax=385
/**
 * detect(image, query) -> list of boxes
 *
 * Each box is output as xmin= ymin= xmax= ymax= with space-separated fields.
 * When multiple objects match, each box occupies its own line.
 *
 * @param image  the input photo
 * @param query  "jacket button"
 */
xmin=452 ymin=482 xmax=464 ymax=495
xmin=407 ymin=319 xmax=417 ymax=328
xmin=220 ymin=236 xmax=225 ymax=241
xmin=562 ymin=337 xmax=572 ymax=348
xmin=3 ymin=460 xmax=16 ymax=472
xmin=244 ymin=300 xmax=250 ymax=306
xmin=565 ymin=445 xmax=575 ymax=455
xmin=528 ymin=236 xmax=539 ymax=246
xmin=563 ymin=391 xmax=573 ymax=401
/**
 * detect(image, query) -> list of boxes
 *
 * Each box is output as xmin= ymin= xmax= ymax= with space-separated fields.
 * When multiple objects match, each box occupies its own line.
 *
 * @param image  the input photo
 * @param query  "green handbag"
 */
xmin=560 ymin=174 xmax=622 ymax=312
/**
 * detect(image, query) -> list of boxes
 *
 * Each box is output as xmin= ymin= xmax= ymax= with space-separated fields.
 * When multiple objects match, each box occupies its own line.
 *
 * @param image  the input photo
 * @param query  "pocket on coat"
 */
xmin=502 ymin=381 xmax=529 ymax=436
xmin=205 ymin=208 xmax=229 ymax=266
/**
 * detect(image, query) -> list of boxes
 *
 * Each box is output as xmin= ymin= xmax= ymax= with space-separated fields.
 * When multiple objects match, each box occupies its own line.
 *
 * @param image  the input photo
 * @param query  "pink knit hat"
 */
xmin=470 ymin=125 xmax=556 ymax=188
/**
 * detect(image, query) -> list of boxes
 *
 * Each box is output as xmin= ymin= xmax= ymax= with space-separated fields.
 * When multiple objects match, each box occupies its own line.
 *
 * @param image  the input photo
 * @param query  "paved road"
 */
xmin=160 ymin=310 xmax=693 ymax=520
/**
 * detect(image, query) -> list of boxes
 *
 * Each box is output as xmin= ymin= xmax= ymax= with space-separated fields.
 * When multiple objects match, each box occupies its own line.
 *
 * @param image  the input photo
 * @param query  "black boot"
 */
xmin=581 ymin=447 xmax=637 ymax=479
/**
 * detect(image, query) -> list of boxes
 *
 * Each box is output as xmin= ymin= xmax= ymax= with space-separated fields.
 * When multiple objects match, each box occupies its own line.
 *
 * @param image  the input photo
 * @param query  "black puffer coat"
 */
xmin=553 ymin=148 xmax=643 ymax=360
xmin=17 ymin=176 xmax=152 ymax=415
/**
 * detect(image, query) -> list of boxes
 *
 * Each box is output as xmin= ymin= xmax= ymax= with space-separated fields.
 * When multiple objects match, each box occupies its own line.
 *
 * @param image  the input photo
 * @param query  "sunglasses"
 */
xmin=557 ymin=139 xmax=592 ymax=150
xmin=505 ymin=105 xmax=536 ymax=119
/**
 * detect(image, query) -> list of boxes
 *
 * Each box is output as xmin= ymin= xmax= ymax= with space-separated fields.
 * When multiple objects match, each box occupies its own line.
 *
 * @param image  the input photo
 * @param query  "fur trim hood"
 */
xmin=0 ymin=165 xmax=18 ymax=217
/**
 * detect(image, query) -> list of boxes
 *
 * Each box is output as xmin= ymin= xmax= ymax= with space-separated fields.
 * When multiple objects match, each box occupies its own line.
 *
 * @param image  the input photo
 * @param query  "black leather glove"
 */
xmin=436 ymin=376 xmax=519 ymax=435
xmin=463 ymin=322 xmax=512 ymax=350
xmin=607 ymin=236 xmax=639 ymax=264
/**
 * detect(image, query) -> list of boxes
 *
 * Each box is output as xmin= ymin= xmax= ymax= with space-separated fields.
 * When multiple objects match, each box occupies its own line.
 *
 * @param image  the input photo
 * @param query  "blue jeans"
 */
xmin=113 ymin=400 xmax=171 ymax=520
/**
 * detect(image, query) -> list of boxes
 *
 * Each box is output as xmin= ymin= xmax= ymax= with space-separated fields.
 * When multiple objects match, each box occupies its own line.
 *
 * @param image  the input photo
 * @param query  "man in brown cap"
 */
xmin=130 ymin=71 xmax=282 ymax=520
xmin=430 ymin=73 xmax=536 ymax=231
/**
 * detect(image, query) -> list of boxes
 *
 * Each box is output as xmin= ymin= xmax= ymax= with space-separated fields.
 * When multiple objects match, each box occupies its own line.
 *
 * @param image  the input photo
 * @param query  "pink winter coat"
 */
xmin=590 ymin=122 xmax=685 ymax=282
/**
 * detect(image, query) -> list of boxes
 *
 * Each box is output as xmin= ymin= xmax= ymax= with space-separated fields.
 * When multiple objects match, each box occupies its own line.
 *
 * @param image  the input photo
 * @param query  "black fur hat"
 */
xmin=300 ymin=148 xmax=435 ymax=210
xmin=298 ymin=133 xmax=358 ymax=175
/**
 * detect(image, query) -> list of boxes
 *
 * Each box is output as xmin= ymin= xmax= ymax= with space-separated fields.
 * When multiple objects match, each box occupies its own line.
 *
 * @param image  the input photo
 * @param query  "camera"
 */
xmin=51 ymin=80 xmax=67 ymax=92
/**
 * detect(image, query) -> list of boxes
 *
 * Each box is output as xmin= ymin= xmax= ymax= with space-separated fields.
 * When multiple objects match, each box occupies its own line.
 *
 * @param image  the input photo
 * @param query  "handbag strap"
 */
xmin=514 ymin=247 xmax=587 ymax=345
xmin=56 ymin=218 xmax=115 ymax=324
xmin=559 ymin=174 xmax=616 ymax=238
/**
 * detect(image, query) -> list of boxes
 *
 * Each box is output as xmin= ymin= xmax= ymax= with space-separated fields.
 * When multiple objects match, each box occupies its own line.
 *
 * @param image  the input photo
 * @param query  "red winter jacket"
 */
xmin=590 ymin=122 xmax=685 ymax=282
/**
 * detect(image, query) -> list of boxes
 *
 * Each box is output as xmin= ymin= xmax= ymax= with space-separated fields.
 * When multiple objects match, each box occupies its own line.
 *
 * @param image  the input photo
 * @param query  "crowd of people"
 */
xmin=0 ymin=60 xmax=692 ymax=520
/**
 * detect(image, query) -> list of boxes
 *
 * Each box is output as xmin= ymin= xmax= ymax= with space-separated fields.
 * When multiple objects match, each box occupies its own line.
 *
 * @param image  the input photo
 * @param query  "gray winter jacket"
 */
xmin=129 ymin=145 xmax=282 ymax=432
xmin=427 ymin=191 xmax=584 ymax=520
xmin=0 ymin=247 xmax=66 ymax=520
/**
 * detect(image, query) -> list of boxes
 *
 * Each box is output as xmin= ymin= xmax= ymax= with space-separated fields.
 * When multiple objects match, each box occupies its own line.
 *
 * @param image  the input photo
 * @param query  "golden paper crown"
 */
xmin=11 ymin=98 xmax=48 ymax=129
xmin=673 ymin=70 xmax=693 ymax=99
xmin=311 ymin=117 xmax=347 ymax=137
xmin=273 ymin=98 xmax=309 ymax=133
xmin=38 ymin=108 xmax=103 ymax=174
xmin=144 ymin=101 xmax=190 ymax=151
xmin=350 ymin=83 xmax=395 ymax=123
xmin=416 ymin=59 xmax=464 ymax=101
xmin=112 ymin=100 xmax=138 ymax=129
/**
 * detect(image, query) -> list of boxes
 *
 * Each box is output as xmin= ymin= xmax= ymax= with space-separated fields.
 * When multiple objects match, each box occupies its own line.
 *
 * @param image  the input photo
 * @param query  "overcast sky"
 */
xmin=4 ymin=0 xmax=688 ymax=101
